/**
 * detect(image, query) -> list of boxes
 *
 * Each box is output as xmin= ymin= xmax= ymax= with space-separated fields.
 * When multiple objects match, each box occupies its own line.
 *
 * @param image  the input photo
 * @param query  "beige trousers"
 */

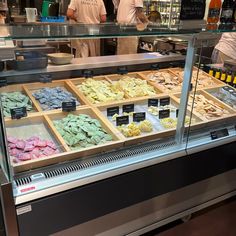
xmin=211 ymin=49 xmax=233 ymax=64
xmin=71 ymin=39 xmax=100 ymax=58
xmin=117 ymin=37 xmax=139 ymax=55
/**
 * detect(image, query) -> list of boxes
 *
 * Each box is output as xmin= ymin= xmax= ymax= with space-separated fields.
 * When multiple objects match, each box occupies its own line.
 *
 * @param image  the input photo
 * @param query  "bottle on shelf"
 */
xmin=232 ymin=75 xmax=236 ymax=88
xmin=220 ymin=70 xmax=227 ymax=82
xmin=220 ymin=0 xmax=234 ymax=24
xmin=226 ymin=72 xmax=233 ymax=85
xmin=207 ymin=0 xmax=222 ymax=24
xmin=209 ymin=68 xmax=214 ymax=76
xmin=215 ymin=69 xmax=221 ymax=79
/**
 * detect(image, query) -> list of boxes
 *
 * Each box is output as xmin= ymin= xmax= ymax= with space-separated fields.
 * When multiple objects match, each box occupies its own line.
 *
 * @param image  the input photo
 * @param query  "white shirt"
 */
xmin=68 ymin=0 xmax=106 ymax=24
xmin=117 ymin=0 xmax=143 ymax=24
xmin=215 ymin=33 xmax=236 ymax=60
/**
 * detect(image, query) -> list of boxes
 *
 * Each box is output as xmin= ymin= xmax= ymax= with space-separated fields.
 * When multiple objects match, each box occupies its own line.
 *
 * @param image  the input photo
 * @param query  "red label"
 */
xmin=20 ymin=186 xmax=35 ymax=193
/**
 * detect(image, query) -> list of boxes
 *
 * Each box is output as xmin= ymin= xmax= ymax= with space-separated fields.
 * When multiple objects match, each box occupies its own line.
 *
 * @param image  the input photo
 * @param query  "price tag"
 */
xmin=159 ymin=109 xmax=170 ymax=119
xmin=117 ymin=66 xmax=128 ymax=75
xmin=210 ymin=128 xmax=229 ymax=140
xmin=0 ymin=78 xmax=7 ymax=87
xmin=39 ymin=74 xmax=52 ymax=83
xmin=160 ymin=97 xmax=170 ymax=106
xmin=116 ymin=116 xmax=129 ymax=126
xmin=62 ymin=101 xmax=76 ymax=112
xmin=133 ymin=112 xmax=146 ymax=122
xmin=83 ymin=70 xmax=93 ymax=78
xmin=107 ymin=106 xmax=119 ymax=117
xmin=148 ymin=99 xmax=159 ymax=107
xmin=123 ymin=104 xmax=134 ymax=113
xmin=223 ymin=86 xmax=231 ymax=91
xmin=11 ymin=107 xmax=27 ymax=120
xmin=231 ymin=92 xmax=236 ymax=97
xmin=176 ymin=109 xmax=179 ymax=118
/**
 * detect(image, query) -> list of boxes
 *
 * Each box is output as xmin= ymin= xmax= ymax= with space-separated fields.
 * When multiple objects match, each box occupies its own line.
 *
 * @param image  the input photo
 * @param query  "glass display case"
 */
xmin=0 ymin=22 xmax=236 ymax=235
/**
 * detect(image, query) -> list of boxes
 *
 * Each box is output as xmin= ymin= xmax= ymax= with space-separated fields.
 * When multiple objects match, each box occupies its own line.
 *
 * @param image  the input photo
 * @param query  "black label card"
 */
xmin=210 ymin=128 xmax=229 ymax=140
xmin=223 ymin=86 xmax=231 ymax=91
xmin=160 ymin=97 xmax=170 ymax=106
xmin=117 ymin=66 xmax=128 ymax=75
xmin=83 ymin=70 xmax=93 ymax=78
xmin=176 ymin=109 xmax=179 ymax=118
xmin=231 ymin=92 xmax=236 ymax=97
xmin=107 ymin=106 xmax=119 ymax=117
xmin=116 ymin=116 xmax=129 ymax=126
xmin=159 ymin=109 xmax=170 ymax=119
xmin=62 ymin=101 xmax=76 ymax=112
xmin=180 ymin=0 xmax=206 ymax=20
xmin=123 ymin=104 xmax=134 ymax=113
xmin=148 ymin=99 xmax=159 ymax=107
xmin=133 ymin=112 xmax=146 ymax=122
xmin=11 ymin=107 xmax=27 ymax=120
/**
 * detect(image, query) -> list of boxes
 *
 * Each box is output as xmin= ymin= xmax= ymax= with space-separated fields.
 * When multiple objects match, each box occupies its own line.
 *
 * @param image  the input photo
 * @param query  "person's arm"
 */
xmin=136 ymin=7 xmax=149 ymax=24
xmin=100 ymin=1 xmax=107 ymax=23
xmin=100 ymin=14 xmax=106 ymax=23
xmin=67 ymin=8 xmax=77 ymax=22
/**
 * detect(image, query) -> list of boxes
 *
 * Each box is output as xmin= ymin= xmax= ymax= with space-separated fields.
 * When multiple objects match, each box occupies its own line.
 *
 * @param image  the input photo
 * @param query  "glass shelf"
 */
xmin=0 ymin=22 xmax=236 ymax=40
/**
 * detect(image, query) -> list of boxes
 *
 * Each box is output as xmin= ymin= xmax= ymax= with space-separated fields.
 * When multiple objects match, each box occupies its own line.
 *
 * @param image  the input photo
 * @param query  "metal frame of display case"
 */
xmin=0 ymin=23 xmax=236 ymax=235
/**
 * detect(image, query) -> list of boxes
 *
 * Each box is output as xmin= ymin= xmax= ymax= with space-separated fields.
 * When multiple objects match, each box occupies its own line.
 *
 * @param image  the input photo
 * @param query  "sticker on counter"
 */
xmin=17 ymin=205 xmax=32 ymax=216
xmin=148 ymin=99 xmax=159 ymax=107
xmin=116 ymin=116 xmax=129 ymax=126
xmin=159 ymin=109 xmax=170 ymax=119
xmin=122 ymin=104 xmax=134 ymax=113
xmin=133 ymin=112 xmax=146 ymax=122
xmin=10 ymin=107 xmax=27 ymax=120
xmin=210 ymin=128 xmax=229 ymax=140
xmin=62 ymin=101 xmax=76 ymax=112
xmin=107 ymin=106 xmax=119 ymax=117
xmin=160 ymin=97 xmax=170 ymax=106
xmin=19 ymin=186 xmax=36 ymax=193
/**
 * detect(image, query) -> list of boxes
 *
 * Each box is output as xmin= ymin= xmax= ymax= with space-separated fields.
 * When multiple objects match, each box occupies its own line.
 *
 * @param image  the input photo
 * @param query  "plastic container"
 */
xmin=47 ymin=53 xmax=73 ymax=65
xmin=8 ymin=51 xmax=48 ymax=71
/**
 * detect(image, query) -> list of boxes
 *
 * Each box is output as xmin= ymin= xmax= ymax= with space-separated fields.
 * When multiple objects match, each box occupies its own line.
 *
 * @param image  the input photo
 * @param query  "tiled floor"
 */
xmin=143 ymin=197 xmax=236 ymax=236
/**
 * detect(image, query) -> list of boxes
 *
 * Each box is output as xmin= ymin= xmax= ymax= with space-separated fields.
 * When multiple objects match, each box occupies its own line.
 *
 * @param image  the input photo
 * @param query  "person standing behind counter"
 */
xmin=67 ymin=0 xmax=107 ymax=58
xmin=211 ymin=33 xmax=236 ymax=63
xmin=116 ymin=0 xmax=149 ymax=55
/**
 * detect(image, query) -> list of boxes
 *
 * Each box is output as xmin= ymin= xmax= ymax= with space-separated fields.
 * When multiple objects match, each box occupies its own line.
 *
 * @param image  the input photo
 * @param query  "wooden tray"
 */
xmin=96 ymin=95 xmax=204 ymax=146
xmin=5 ymin=115 xmax=68 ymax=173
xmin=140 ymin=69 xmax=183 ymax=94
xmin=0 ymin=84 xmax=40 ymax=118
xmin=169 ymin=67 xmax=225 ymax=90
xmin=171 ymin=90 xmax=236 ymax=124
xmin=203 ymin=86 xmax=236 ymax=111
xmin=68 ymin=76 xmax=128 ymax=106
xmin=24 ymin=80 xmax=88 ymax=112
xmin=106 ymin=72 xmax=163 ymax=99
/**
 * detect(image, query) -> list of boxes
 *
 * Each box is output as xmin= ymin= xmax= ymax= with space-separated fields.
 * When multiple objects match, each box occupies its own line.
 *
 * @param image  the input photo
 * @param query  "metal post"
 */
xmin=0 ymin=170 xmax=19 ymax=236
xmin=175 ymin=37 xmax=196 ymax=144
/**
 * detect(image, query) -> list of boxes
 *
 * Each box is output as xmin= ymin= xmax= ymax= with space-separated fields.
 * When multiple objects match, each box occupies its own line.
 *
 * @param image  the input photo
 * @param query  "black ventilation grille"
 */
xmin=43 ymin=141 xmax=176 ymax=179
xmin=14 ymin=140 xmax=176 ymax=186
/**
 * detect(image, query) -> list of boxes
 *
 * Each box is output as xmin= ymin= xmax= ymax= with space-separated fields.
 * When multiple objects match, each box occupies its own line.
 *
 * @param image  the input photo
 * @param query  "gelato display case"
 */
xmin=0 ymin=23 xmax=236 ymax=236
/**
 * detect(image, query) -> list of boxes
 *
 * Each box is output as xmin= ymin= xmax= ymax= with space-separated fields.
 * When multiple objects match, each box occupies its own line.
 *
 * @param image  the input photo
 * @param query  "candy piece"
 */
xmin=138 ymin=120 xmax=153 ymax=132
